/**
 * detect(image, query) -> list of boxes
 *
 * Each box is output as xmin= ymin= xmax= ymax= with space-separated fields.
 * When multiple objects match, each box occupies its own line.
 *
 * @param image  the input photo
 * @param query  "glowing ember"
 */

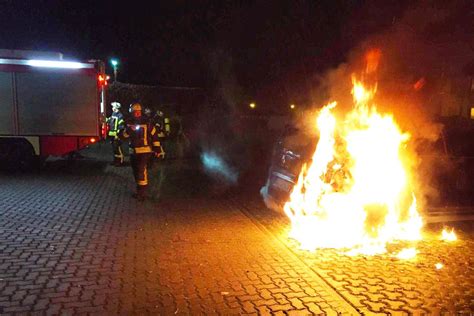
xmin=441 ymin=228 xmax=457 ymax=241
xmin=435 ymin=263 xmax=444 ymax=270
xmin=284 ymin=61 xmax=423 ymax=256
xmin=396 ymin=248 xmax=417 ymax=260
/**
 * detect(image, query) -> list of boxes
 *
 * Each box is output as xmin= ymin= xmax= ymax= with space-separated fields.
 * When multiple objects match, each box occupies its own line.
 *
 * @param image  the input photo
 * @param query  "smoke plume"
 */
xmin=263 ymin=0 xmax=474 ymax=211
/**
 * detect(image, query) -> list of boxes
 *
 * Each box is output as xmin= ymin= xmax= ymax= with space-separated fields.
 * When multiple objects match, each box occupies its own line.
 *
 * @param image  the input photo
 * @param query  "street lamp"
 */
xmin=110 ymin=59 xmax=119 ymax=82
xmin=249 ymin=102 xmax=256 ymax=109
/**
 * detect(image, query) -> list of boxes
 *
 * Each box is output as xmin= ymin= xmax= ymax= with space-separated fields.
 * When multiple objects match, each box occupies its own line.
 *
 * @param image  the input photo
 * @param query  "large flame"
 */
xmin=284 ymin=76 xmax=423 ymax=256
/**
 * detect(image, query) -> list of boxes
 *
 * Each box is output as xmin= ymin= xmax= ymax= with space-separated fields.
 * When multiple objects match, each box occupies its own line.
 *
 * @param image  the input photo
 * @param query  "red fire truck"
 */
xmin=0 ymin=49 xmax=107 ymax=169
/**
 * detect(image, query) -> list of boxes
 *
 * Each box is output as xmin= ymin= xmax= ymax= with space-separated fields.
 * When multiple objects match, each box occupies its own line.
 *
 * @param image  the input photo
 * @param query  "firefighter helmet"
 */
xmin=156 ymin=110 xmax=164 ymax=117
xmin=129 ymin=103 xmax=142 ymax=113
xmin=144 ymin=107 xmax=152 ymax=116
xmin=111 ymin=102 xmax=121 ymax=109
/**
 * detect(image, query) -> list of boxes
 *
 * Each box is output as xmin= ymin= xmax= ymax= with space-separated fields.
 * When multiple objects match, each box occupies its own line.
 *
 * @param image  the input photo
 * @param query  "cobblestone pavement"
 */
xmin=0 ymin=148 xmax=357 ymax=315
xmin=241 ymin=199 xmax=474 ymax=315
xmin=1 ymin=144 xmax=474 ymax=315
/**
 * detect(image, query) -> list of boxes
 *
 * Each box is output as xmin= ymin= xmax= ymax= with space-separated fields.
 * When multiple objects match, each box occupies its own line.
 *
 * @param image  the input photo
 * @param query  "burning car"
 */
xmin=261 ymin=125 xmax=316 ymax=209
xmin=259 ymin=49 xmax=465 ymax=258
xmin=264 ymin=116 xmax=474 ymax=211
xmin=262 ymin=76 xmax=424 ymax=256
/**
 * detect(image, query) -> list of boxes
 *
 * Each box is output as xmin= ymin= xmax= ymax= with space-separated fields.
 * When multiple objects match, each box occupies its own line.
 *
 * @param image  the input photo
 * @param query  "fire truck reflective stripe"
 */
xmin=0 ymin=58 xmax=95 ymax=69
xmin=108 ymin=131 xmax=117 ymax=136
xmin=138 ymin=180 xmax=147 ymax=185
xmin=133 ymin=146 xmax=152 ymax=154
xmin=150 ymin=127 xmax=156 ymax=136
xmin=153 ymin=141 xmax=161 ymax=147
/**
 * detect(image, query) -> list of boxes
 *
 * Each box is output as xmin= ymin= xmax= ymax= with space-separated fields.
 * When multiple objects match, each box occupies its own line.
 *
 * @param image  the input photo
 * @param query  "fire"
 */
xmin=284 ymin=75 xmax=423 ymax=256
xmin=396 ymin=248 xmax=417 ymax=260
xmin=441 ymin=228 xmax=457 ymax=241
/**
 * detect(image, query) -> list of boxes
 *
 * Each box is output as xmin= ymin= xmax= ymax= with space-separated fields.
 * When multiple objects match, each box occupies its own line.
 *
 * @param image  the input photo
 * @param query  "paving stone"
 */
xmin=242 ymin=198 xmax=474 ymax=315
xmin=5 ymin=146 xmax=473 ymax=314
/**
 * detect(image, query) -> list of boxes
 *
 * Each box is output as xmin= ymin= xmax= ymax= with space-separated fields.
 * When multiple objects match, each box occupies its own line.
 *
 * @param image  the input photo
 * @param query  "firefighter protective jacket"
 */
xmin=121 ymin=117 xmax=162 ymax=154
xmin=148 ymin=114 xmax=166 ymax=138
xmin=107 ymin=112 xmax=125 ymax=137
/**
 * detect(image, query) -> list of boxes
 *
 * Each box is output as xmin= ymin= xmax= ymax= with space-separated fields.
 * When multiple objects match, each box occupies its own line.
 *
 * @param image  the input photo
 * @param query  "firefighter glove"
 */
xmin=155 ymin=149 xmax=165 ymax=159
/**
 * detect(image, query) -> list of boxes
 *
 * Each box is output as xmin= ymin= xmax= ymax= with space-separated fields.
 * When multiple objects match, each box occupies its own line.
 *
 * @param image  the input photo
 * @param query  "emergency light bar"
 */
xmin=0 ymin=58 xmax=94 ymax=69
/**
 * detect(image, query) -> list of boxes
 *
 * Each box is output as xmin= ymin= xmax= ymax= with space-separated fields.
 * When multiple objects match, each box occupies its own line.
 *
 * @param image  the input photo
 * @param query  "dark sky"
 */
xmin=0 ymin=0 xmax=410 ymax=107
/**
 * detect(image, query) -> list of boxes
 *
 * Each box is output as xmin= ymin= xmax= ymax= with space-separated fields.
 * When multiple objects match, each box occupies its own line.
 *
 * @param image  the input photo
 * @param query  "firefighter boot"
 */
xmin=113 ymin=157 xmax=124 ymax=167
xmin=134 ymin=185 xmax=147 ymax=201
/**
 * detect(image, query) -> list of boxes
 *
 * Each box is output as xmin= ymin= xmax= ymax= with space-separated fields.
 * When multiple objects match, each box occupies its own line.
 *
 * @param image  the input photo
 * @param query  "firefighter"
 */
xmin=106 ymin=101 xmax=125 ymax=166
xmin=161 ymin=111 xmax=171 ymax=136
xmin=144 ymin=107 xmax=152 ymax=121
xmin=121 ymin=103 xmax=165 ymax=201
xmin=147 ymin=109 xmax=167 ymax=169
xmin=152 ymin=110 xmax=167 ymax=138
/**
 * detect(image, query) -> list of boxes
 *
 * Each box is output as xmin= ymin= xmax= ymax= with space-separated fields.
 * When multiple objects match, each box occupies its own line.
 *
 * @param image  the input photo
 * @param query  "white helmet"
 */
xmin=111 ymin=102 xmax=121 ymax=109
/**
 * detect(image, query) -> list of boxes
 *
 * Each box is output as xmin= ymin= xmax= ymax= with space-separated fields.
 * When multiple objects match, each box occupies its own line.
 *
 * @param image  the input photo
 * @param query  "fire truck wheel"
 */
xmin=2 ymin=139 xmax=38 ymax=172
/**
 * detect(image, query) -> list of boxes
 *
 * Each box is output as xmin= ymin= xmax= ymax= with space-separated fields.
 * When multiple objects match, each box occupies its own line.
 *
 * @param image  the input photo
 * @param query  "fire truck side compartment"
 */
xmin=16 ymin=71 xmax=98 ymax=136
xmin=0 ymin=72 xmax=14 ymax=134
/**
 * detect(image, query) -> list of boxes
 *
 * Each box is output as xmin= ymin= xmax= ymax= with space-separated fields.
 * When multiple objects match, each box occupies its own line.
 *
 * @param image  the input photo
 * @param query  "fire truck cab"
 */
xmin=0 ymin=49 xmax=107 ymax=170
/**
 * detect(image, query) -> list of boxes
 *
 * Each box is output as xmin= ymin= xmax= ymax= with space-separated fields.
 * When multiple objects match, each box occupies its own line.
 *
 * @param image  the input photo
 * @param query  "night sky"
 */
xmin=0 ymin=0 xmax=410 ymax=107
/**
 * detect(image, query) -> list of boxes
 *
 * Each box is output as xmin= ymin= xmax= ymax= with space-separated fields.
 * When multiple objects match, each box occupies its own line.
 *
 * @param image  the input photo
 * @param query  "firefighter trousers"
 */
xmin=130 ymin=153 xmax=151 ymax=197
xmin=111 ymin=137 xmax=124 ymax=164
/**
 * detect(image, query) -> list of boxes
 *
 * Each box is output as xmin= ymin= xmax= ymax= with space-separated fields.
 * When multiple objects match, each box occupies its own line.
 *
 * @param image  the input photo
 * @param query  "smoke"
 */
xmin=332 ymin=2 xmax=470 ymax=124
xmin=201 ymin=151 xmax=238 ymax=184
xmin=301 ymin=0 xmax=473 ymax=210
xmin=196 ymin=48 xmax=247 ymax=188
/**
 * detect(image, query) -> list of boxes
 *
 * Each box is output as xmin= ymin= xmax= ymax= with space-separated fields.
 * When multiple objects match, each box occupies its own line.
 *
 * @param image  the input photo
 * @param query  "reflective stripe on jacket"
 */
xmin=121 ymin=117 xmax=163 ymax=155
xmin=107 ymin=112 xmax=124 ymax=136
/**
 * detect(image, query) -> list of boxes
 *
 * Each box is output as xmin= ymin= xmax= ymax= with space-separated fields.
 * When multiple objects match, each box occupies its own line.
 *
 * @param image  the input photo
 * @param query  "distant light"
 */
xmin=135 ymin=125 xmax=140 ymax=131
xmin=111 ymin=59 xmax=118 ymax=67
xmin=26 ymin=60 xmax=88 ymax=69
xmin=89 ymin=138 xmax=96 ymax=143
xmin=290 ymin=104 xmax=296 ymax=109
xmin=249 ymin=102 xmax=256 ymax=109
xmin=435 ymin=263 xmax=444 ymax=270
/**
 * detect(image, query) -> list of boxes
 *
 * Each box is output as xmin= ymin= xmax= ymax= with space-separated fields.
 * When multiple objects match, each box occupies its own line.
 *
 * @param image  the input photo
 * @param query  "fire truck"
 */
xmin=0 ymin=49 xmax=108 ymax=170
